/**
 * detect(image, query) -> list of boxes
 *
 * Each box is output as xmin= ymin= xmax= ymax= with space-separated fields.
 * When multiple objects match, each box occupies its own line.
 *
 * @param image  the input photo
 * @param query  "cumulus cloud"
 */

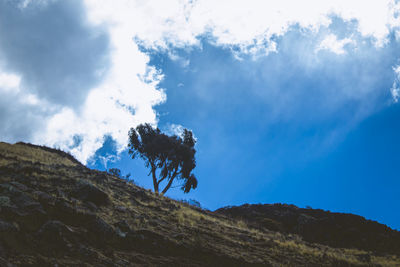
xmin=0 ymin=67 xmax=50 ymax=142
xmin=98 ymin=0 xmax=399 ymax=52
xmin=1 ymin=0 xmax=400 ymax=163
xmin=0 ymin=0 xmax=109 ymax=107
xmin=317 ymin=34 xmax=355 ymax=54
xmin=0 ymin=0 xmax=165 ymax=163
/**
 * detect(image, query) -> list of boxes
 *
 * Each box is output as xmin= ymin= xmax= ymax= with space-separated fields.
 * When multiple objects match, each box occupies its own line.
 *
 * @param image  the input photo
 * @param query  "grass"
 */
xmin=0 ymin=142 xmax=79 ymax=167
xmin=1 ymin=141 xmax=400 ymax=266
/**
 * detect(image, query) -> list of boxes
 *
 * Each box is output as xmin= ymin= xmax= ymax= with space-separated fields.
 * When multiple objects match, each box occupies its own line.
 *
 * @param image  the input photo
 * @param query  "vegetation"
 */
xmin=179 ymin=198 xmax=202 ymax=209
xmin=0 ymin=141 xmax=400 ymax=266
xmin=128 ymin=123 xmax=197 ymax=195
xmin=108 ymin=167 xmax=134 ymax=184
xmin=108 ymin=167 xmax=122 ymax=177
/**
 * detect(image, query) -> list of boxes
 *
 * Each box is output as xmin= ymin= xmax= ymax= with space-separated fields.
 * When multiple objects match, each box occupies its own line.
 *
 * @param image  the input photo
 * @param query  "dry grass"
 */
xmin=0 ymin=142 xmax=78 ymax=167
xmin=1 ymin=141 xmax=400 ymax=266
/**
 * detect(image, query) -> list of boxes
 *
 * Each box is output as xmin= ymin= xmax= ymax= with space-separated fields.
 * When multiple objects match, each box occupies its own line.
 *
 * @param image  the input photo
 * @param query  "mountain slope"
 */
xmin=217 ymin=204 xmax=400 ymax=256
xmin=0 ymin=141 xmax=399 ymax=266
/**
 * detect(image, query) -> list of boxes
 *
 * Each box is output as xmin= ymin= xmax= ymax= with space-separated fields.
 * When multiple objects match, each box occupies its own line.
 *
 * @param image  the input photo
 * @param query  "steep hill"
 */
xmin=0 ymin=141 xmax=399 ymax=266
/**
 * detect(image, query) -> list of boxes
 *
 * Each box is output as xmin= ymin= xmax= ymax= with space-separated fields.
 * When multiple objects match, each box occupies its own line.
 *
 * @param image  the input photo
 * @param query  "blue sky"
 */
xmin=1 ymin=0 xmax=400 ymax=230
xmin=92 ymin=37 xmax=400 ymax=230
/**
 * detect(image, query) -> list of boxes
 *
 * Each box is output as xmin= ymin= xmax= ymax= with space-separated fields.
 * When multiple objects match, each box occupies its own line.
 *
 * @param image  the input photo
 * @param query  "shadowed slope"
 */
xmin=217 ymin=204 xmax=400 ymax=256
xmin=0 ymin=142 xmax=399 ymax=266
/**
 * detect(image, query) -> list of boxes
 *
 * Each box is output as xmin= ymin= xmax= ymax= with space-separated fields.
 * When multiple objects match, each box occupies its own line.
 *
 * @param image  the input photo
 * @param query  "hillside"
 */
xmin=217 ymin=204 xmax=400 ymax=256
xmin=0 ymin=142 xmax=399 ymax=266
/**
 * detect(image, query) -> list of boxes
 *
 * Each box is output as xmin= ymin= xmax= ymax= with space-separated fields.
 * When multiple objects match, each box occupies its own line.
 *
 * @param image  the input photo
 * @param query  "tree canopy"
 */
xmin=128 ymin=123 xmax=198 ymax=194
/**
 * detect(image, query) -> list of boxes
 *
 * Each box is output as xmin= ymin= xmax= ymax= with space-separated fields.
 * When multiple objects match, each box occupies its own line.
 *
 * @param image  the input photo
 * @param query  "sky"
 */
xmin=0 ymin=0 xmax=399 ymax=230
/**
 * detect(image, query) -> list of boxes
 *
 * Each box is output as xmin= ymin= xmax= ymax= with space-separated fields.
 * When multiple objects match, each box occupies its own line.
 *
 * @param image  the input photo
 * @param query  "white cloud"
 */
xmin=168 ymin=51 xmax=190 ymax=68
xmin=34 ymin=41 xmax=166 ymax=162
xmin=391 ymin=65 xmax=400 ymax=102
xmin=0 ymin=70 xmax=42 ymax=105
xmin=0 ymin=1 xmax=166 ymax=163
xmin=90 ymin=0 xmax=399 ymax=53
xmin=0 ymin=72 xmax=21 ymax=92
xmin=317 ymin=34 xmax=355 ymax=54
xmin=164 ymin=123 xmax=185 ymax=137
xmin=164 ymin=123 xmax=197 ymax=142
xmin=1 ymin=0 xmax=400 ymax=164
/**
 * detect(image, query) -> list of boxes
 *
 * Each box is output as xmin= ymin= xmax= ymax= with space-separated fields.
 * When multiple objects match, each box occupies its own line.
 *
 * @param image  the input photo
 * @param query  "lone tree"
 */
xmin=128 ymin=123 xmax=198 ymax=195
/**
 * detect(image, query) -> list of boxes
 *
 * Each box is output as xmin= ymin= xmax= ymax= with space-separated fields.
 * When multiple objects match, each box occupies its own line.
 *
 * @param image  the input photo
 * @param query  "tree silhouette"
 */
xmin=128 ymin=123 xmax=198 ymax=194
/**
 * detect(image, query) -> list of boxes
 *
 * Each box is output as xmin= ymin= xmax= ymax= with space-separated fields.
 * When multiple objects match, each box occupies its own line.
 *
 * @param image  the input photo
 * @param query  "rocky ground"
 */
xmin=1 ymin=142 xmax=399 ymax=266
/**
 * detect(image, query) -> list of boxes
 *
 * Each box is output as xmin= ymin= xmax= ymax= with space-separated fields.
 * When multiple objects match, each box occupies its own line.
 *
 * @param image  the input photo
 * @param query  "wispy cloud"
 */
xmin=391 ymin=65 xmax=400 ymax=102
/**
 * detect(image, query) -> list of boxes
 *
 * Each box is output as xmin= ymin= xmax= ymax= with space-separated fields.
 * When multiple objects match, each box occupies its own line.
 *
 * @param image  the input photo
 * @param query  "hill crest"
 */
xmin=0 ymin=141 xmax=399 ymax=266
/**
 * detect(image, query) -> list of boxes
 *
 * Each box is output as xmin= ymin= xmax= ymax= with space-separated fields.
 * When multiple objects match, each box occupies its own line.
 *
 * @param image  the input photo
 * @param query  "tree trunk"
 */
xmin=151 ymin=165 xmax=159 ymax=194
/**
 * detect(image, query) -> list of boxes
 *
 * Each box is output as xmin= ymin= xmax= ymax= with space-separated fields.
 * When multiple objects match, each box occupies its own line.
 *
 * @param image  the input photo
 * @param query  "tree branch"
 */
xmin=161 ymin=170 xmax=178 ymax=195
xmin=157 ymin=175 xmax=167 ymax=187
